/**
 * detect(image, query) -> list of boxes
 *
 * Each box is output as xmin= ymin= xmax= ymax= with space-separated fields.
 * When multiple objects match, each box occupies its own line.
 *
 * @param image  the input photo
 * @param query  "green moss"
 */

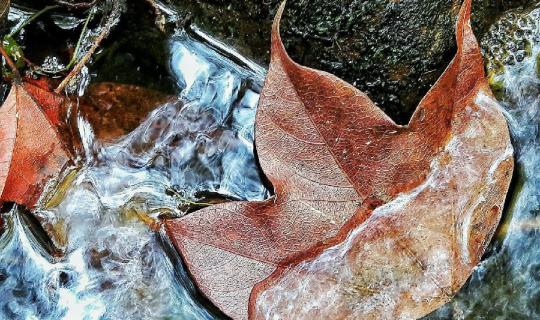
xmin=488 ymin=72 xmax=506 ymax=101
xmin=2 ymin=35 xmax=25 ymax=69
xmin=536 ymin=52 xmax=540 ymax=77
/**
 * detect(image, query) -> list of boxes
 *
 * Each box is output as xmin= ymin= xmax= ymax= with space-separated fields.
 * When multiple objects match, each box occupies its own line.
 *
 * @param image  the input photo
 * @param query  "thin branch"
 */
xmin=55 ymin=6 xmax=117 ymax=94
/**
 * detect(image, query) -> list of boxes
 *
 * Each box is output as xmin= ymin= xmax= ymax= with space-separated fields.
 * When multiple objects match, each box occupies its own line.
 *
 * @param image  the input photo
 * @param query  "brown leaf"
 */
xmin=165 ymin=0 xmax=514 ymax=319
xmin=0 ymin=82 xmax=71 ymax=208
xmin=23 ymin=79 xmax=69 ymax=127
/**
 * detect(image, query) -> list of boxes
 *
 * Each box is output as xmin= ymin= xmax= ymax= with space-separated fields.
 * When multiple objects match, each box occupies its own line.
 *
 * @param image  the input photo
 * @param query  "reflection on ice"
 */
xmin=3 ymin=3 xmax=539 ymax=319
xmin=427 ymin=5 xmax=540 ymax=319
xmin=0 ymin=28 xmax=268 ymax=320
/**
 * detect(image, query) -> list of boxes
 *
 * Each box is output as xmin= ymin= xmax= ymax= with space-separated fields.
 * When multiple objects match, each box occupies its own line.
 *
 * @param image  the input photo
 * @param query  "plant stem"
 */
xmin=66 ymin=7 xmax=95 ymax=70
xmin=55 ymin=4 xmax=118 ymax=94
xmin=9 ymin=5 xmax=60 ymax=38
xmin=0 ymin=45 xmax=21 ymax=82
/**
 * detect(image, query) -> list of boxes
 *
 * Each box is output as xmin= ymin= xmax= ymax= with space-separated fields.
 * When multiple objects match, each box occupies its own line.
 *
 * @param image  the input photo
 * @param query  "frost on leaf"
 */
xmin=0 ymin=82 xmax=70 ymax=209
xmin=165 ymin=0 xmax=514 ymax=319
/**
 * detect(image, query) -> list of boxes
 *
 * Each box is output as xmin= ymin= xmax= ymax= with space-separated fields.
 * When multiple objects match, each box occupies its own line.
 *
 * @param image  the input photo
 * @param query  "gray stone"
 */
xmin=167 ymin=0 xmax=532 ymax=123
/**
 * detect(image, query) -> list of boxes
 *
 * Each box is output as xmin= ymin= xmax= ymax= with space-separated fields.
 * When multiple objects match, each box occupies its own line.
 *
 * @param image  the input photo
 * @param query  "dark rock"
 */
xmin=0 ymin=0 xmax=10 ymax=103
xmin=167 ymin=0 xmax=532 ymax=123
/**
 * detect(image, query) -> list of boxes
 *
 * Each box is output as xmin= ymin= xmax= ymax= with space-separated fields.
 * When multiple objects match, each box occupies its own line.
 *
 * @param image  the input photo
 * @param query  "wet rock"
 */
xmin=482 ymin=5 xmax=540 ymax=83
xmin=168 ymin=0 xmax=531 ymax=123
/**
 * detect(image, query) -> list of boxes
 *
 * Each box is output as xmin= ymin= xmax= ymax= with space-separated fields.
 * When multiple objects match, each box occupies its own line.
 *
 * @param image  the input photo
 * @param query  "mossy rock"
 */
xmin=167 ymin=0 xmax=532 ymax=123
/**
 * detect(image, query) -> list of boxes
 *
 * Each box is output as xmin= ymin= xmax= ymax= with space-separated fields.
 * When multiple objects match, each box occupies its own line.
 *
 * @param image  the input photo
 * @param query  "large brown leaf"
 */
xmin=166 ymin=0 xmax=514 ymax=319
xmin=0 ymin=82 xmax=71 ymax=208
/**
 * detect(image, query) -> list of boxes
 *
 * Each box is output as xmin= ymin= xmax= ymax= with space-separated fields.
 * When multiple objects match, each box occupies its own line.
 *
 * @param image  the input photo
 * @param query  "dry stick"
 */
xmin=55 ymin=12 xmax=114 ymax=94
xmin=0 ymin=45 xmax=21 ymax=82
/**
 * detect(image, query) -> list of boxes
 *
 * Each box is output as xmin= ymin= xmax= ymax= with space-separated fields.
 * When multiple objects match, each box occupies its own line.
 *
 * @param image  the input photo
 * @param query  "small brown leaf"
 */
xmin=0 ymin=82 xmax=71 ymax=208
xmin=166 ymin=0 xmax=514 ymax=319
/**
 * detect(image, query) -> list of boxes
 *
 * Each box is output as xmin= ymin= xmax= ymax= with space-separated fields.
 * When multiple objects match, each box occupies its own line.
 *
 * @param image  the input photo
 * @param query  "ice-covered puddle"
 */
xmin=0 ymin=27 xmax=268 ymax=320
xmin=2 ymin=3 xmax=540 ymax=320
xmin=426 ymin=5 xmax=540 ymax=319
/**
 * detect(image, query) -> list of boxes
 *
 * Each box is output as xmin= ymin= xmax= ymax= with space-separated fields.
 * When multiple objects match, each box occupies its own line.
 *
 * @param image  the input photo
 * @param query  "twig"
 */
xmin=55 ymin=5 xmax=117 ymax=94
xmin=0 ymin=45 xmax=21 ymax=82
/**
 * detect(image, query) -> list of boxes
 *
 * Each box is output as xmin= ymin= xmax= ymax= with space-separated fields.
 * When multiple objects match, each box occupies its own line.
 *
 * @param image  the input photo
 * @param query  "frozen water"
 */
xmin=2 ymin=3 xmax=540 ymax=320
xmin=426 ymin=4 xmax=540 ymax=319
xmin=0 ymin=27 xmax=267 ymax=320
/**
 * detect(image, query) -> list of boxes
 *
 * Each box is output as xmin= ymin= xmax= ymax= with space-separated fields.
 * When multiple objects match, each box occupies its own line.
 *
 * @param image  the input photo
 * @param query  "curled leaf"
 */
xmin=166 ymin=0 xmax=514 ymax=319
xmin=0 ymin=82 xmax=71 ymax=208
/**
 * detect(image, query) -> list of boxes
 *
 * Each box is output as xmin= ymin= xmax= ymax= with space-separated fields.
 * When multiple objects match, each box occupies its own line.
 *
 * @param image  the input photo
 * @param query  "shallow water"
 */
xmin=1 ymin=2 xmax=540 ymax=320
xmin=0 ymin=27 xmax=267 ymax=320
xmin=426 ymin=5 xmax=540 ymax=319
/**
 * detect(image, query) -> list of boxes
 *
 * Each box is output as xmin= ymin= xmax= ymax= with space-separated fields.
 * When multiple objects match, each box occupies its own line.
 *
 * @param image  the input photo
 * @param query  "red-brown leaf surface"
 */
xmin=166 ymin=0 xmax=514 ymax=319
xmin=0 ymin=82 xmax=71 ymax=208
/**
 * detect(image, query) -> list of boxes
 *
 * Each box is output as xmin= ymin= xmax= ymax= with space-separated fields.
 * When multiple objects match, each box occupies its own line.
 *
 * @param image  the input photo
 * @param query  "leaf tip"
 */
xmin=271 ymin=1 xmax=290 ymax=62
xmin=272 ymin=1 xmax=287 ymax=35
xmin=459 ymin=0 xmax=473 ymax=22
xmin=456 ymin=0 xmax=474 ymax=44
